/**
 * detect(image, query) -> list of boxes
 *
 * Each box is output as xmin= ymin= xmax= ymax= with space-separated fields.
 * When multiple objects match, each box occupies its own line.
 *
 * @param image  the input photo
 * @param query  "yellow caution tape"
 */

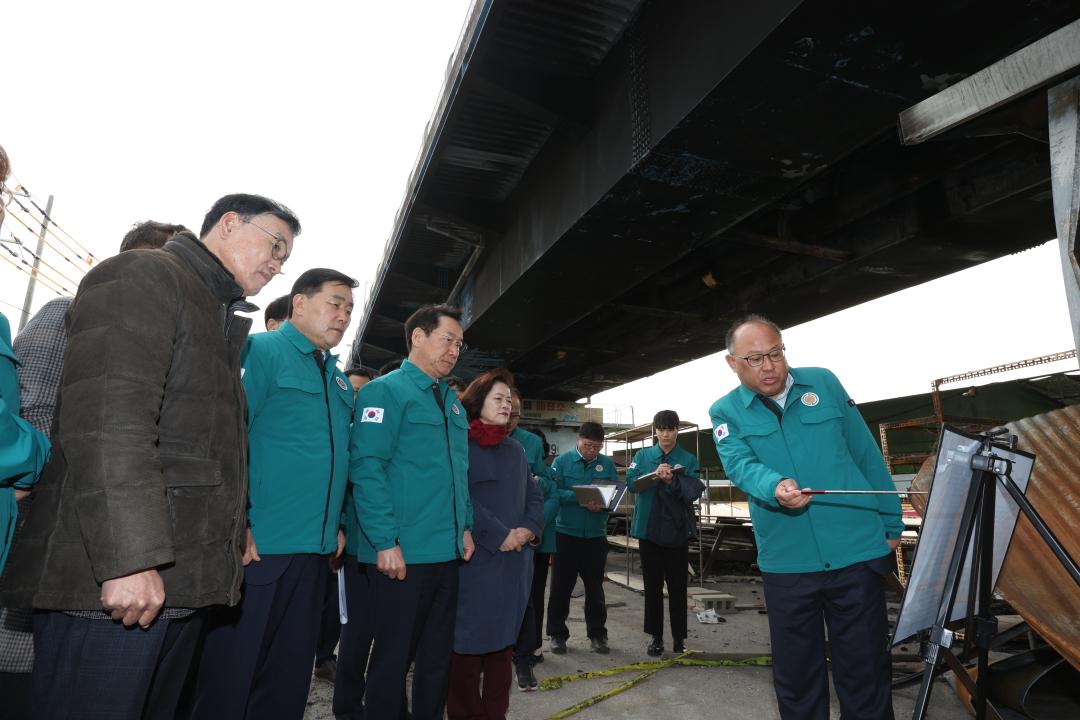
xmin=541 ymin=652 xmax=773 ymax=719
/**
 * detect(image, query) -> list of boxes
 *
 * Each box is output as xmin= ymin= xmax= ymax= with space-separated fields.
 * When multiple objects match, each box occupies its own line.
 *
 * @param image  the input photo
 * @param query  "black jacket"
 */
xmin=0 ymin=233 xmax=254 ymax=610
xmin=645 ymin=473 xmax=706 ymax=548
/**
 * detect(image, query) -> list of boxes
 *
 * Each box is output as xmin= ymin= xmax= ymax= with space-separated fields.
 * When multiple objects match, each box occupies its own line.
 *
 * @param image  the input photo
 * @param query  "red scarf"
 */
xmin=468 ymin=419 xmax=509 ymax=448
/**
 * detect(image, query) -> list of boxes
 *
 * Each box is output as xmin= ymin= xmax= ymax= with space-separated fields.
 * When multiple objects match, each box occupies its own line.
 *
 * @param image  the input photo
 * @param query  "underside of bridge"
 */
xmin=351 ymin=0 xmax=1079 ymax=400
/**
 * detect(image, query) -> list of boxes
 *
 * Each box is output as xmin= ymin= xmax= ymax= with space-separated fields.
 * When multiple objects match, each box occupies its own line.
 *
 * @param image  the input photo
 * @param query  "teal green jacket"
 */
xmin=0 ymin=312 xmax=50 ymax=573
xmin=349 ymin=359 xmax=472 ymax=564
xmin=626 ymin=444 xmax=700 ymax=540
xmin=552 ymin=449 xmax=617 ymax=539
xmin=709 ymin=366 xmax=902 ymax=573
xmin=242 ymin=322 xmax=354 ymax=554
xmin=512 ymin=427 xmax=558 ymax=552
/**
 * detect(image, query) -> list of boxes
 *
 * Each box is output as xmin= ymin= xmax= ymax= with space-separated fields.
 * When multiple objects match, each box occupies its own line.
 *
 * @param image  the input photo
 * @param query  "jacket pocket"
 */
xmin=798 ymin=406 xmax=843 ymax=424
xmin=277 ymin=374 xmax=322 ymax=395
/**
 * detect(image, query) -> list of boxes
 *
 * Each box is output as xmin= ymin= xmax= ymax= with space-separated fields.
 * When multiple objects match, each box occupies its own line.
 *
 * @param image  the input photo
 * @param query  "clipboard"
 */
xmin=573 ymin=482 xmax=628 ymax=512
xmin=631 ymin=463 xmax=685 ymax=491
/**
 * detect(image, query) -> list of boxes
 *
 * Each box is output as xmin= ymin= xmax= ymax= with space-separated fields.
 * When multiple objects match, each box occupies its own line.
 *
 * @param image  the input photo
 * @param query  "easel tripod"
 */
xmin=911 ymin=428 xmax=1080 ymax=720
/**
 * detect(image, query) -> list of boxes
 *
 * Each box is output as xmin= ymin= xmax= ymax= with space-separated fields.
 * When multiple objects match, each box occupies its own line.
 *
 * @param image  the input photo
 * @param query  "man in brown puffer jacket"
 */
xmin=0 ymin=193 xmax=300 ymax=719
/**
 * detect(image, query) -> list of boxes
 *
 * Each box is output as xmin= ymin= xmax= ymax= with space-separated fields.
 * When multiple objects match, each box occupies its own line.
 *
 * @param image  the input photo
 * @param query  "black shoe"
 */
xmin=515 ymin=661 xmax=538 ymax=691
xmin=550 ymin=636 xmax=567 ymax=654
xmin=590 ymin=636 xmax=610 ymax=654
xmin=673 ymin=639 xmax=687 ymax=653
xmin=646 ymin=635 xmax=663 ymax=657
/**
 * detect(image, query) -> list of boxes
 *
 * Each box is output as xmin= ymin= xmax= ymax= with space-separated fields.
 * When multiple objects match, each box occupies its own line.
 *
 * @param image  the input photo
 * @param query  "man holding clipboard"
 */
xmin=546 ymin=422 xmax=621 ymax=655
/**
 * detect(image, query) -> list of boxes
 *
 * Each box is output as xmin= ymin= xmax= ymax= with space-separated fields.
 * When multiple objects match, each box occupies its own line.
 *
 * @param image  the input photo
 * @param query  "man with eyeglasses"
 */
xmin=348 ymin=303 xmax=474 ymax=720
xmin=546 ymin=421 xmax=619 ymax=655
xmin=1 ymin=193 xmax=299 ymax=719
xmin=191 ymin=268 xmax=356 ymax=719
xmin=709 ymin=315 xmax=902 ymax=720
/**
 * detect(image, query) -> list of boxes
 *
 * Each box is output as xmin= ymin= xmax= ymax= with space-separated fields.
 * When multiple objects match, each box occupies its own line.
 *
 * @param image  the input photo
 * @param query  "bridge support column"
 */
xmin=1049 ymin=77 xmax=1080 ymax=356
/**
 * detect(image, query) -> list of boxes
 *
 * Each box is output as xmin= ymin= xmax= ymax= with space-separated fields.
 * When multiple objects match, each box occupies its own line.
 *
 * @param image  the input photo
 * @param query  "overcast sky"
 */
xmin=2 ymin=1 xmax=1076 ymax=427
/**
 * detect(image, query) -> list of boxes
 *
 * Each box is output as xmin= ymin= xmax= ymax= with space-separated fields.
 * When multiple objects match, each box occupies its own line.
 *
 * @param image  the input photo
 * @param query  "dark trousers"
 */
xmin=364 ymin=560 xmax=459 ymax=720
xmin=640 ymin=539 xmax=689 ymax=641
xmin=191 ymin=553 xmax=326 ymax=720
xmin=761 ymin=556 xmax=895 ymax=720
xmin=0 ymin=671 xmax=32 ymax=720
xmin=316 ymin=569 xmax=341 ymax=664
xmin=446 ymin=648 xmax=513 ymax=720
xmin=514 ymin=551 xmax=550 ymax=660
xmin=546 ymin=534 xmax=607 ymax=641
xmin=332 ymin=556 xmax=377 ymax=720
xmin=31 ymin=609 xmax=206 ymax=720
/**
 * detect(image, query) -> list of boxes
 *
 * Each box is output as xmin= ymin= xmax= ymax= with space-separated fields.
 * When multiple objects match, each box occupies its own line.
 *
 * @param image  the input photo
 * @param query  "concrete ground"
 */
xmin=303 ymin=563 xmax=973 ymax=720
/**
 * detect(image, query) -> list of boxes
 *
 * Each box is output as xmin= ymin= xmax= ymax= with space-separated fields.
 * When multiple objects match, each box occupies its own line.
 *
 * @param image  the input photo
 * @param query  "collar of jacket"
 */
xmin=401 ymin=357 xmax=444 ymax=391
xmin=163 ymin=232 xmax=248 ymax=307
xmin=279 ymin=320 xmax=337 ymax=367
xmin=736 ymin=367 xmax=812 ymax=409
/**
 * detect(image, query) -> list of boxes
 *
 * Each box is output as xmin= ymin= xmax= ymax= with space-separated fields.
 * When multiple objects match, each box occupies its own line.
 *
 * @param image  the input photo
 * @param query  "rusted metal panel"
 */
xmin=910 ymin=404 xmax=1080 ymax=670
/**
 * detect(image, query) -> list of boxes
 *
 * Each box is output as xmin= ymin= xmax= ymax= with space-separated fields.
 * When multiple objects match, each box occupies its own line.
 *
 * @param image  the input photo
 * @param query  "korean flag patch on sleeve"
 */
xmin=360 ymin=407 xmax=384 ymax=423
xmin=714 ymin=423 xmax=729 ymax=442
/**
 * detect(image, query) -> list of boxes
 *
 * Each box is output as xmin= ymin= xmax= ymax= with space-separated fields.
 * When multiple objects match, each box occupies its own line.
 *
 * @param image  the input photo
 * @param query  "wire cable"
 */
xmin=2 ymin=203 xmax=92 ymax=279
xmin=7 ymin=195 xmax=96 ymax=269
xmin=3 ymin=227 xmax=83 ymax=289
xmin=0 ymin=252 xmax=67 ymax=297
xmin=0 ymin=233 xmax=75 ymax=294
xmin=10 ymin=178 xmax=99 ymax=262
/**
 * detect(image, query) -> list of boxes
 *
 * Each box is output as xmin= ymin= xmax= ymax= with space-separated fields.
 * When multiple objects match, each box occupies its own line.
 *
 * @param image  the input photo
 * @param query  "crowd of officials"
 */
xmin=1 ymin=142 xmax=903 ymax=720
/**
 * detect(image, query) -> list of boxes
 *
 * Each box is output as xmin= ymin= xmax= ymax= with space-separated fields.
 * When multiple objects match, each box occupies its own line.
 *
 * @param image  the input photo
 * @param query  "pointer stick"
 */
xmin=799 ymin=489 xmax=928 ymax=495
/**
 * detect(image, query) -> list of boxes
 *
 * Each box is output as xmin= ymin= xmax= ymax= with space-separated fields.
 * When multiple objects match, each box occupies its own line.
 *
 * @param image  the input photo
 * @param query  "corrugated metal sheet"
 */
xmin=911 ymin=404 xmax=1080 ymax=671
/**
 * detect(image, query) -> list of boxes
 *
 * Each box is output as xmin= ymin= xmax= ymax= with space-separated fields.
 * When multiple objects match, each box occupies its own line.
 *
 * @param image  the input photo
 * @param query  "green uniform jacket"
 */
xmin=512 ymin=427 xmax=558 ymax=553
xmin=242 ymin=322 xmax=355 ymax=554
xmin=349 ymin=360 xmax=472 ymax=564
xmin=0 ymin=313 xmax=50 ymax=573
xmin=552 ymin=449 xmax=617 ymax=539
xmin=709 ymin=366 xmax=902 ymax=574
xmin=626 ymin=444 xmax=700 ymax=540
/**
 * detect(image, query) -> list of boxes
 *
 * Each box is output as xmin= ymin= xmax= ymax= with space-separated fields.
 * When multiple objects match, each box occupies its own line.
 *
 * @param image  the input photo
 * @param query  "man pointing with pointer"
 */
xmin=709 ymin=315 xmax=901 ymax=720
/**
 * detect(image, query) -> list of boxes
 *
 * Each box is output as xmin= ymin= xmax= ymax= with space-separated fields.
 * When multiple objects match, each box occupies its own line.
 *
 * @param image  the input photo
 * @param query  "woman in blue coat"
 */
xmin=448 ymin=368 xmax=544 ymax=720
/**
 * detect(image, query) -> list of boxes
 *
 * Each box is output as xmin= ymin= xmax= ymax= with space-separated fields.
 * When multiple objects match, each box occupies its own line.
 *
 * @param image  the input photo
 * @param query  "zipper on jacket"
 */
xmin=436 ymin=383 xmax=462 ymax=561
xmin=313 ymin=353 xmax=335 ymax=552
xmin=227 ymin=318 xmax=246 ymax=605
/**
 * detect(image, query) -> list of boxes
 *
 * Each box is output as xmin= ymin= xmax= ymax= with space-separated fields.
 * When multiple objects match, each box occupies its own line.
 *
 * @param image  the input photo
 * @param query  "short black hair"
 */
xmin=445 ymin=375 xmax=467 ymax=392
xmin=578 ymin=421 xmax=604 ymax=442
xmin=289 ymin=268 xmax=359 ymax=300
xmin=199 ymin=193 xmax=301 ymax=239
xmin=264 ymin=295 xmax=291 ymax=325
xmin=653 ymin=410 xmax=680 ymax=430
xmin=378 ymin=358 xmax=403 ymax=376
xmin=346 ymin=366 xmax=378 ymax=381
xmin=725 ymin=314 xmax=782 ymax=353
xmin=119 ymin=221 xmax=189 ymax=253
xmin=403 ymin=304 xmax=462 ymax=351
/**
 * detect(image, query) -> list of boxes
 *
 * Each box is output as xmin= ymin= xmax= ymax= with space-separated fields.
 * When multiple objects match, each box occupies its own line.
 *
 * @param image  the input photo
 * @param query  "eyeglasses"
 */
xmin=243 ymin=217 xmax=291 ymax=264
xmin=579 ymin=440 xmax=603 ymax=451
xmin=433 ymin=331 xmax=467 ymax=352
xmin=732 ymin=345 xmax=785 ymax=367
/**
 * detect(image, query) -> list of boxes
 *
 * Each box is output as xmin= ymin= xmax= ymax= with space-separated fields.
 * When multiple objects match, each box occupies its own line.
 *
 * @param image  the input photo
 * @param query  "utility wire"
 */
xmin=0 ymin=236 xmax=75 ymax=295
xmin=11 ymin=178 xmax=99 ymax=262
xmin=3 ymin=203 xmax=92 ymax=279
xmin=8 ymin=195 xmax=96 ymax=269
xmin=0 ymin=252 xmax=67 ymax=297
xmin=0 ymin=297 xmax=29 ymax=316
